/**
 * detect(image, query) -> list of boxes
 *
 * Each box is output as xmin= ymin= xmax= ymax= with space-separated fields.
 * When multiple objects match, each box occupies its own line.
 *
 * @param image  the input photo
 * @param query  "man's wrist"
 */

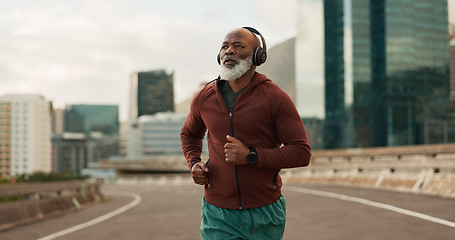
xmin=191 ymin=161 xmax=201 ymax=170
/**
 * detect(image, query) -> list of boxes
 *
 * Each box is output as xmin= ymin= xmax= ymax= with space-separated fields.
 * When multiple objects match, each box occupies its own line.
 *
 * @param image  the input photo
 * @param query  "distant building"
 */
xmin=51 ymin=132 xmax=88 ymax=175
xmin=51 ymin=104 xmax=120 ymax=174
xmin=64 ymin=104 xmax=119 ymax=136
xmin=119 ymin=121 xmax=128 ymax=159
xmin=52 ymin=108 xmax=64 ymax=134
xmin=261 ymin=38 xmax=296 ymax=102
xmin=302 ymin=117 xmax=324 ymax=150
xmin=295 ymin=0 xmax=325 ymax=118
xmin=0 ymin=101 xmax=12 ymax=178
xmin=52 ymin=131 xmax=119 ymax=175
xmin=322 ymin=0 xmax=450 ymax=148
xmin=129 ymin=69 xmax=175 ymax=121
xmin=126 ymin=112 xmax=207 ymax=160
xmin=0 ymin=94 xmax=52 ymax=177
xmin=424 ymin=119 xmax=455 ymax=144
xmin=450 ymin=33 xmax=455 ymax=107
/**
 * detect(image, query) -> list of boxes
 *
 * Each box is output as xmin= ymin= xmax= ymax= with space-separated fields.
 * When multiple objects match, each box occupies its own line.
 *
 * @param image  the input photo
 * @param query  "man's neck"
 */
xmin=227 ymin=68 xmax=256 ymax=92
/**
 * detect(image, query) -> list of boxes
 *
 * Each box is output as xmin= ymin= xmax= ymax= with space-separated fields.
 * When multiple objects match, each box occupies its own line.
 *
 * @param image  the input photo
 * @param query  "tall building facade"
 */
xmin=323 ymin=0 xmax=450 ymax=148
xmin=296 ymin=0 xmax=325 ymax=118
xmin=0 ymin=94 xmax=52 ymax=176
xmin=0 ymin=101 xmax=12 ymax=178
xmin=129 ymin=69 xmax=174 ymax=121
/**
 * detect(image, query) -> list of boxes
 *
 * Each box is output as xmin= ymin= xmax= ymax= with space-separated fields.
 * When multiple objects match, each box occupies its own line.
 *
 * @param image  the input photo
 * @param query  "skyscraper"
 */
xmin=0 ymin=94 xmax=52 ymax=176
xmin=129 ymin=69 xmax=174 ymax=121
xmin=323 ymin=0 xmax=450 ymax=148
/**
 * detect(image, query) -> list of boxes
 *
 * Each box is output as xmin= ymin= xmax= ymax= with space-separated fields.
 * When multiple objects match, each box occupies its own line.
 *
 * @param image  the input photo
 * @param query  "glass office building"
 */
xmin=323 ymin=0 xmax=450 ymax=148
xmin=64 ymin=104 xmax=119 ymax=136
xmin=58 ymin=104 xmax=120 ymax=173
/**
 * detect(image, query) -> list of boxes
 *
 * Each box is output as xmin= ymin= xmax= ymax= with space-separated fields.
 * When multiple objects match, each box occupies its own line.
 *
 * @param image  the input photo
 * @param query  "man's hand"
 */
xmin=191 ymin=162 xmax=209 ymax=185
xmin=224 ymin=135 xmax=249 ymax=165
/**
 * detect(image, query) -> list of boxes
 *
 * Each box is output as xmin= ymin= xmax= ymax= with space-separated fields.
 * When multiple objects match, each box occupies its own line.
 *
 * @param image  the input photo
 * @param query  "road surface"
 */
xmin=1 ymin=175 xmax=454 ymax=240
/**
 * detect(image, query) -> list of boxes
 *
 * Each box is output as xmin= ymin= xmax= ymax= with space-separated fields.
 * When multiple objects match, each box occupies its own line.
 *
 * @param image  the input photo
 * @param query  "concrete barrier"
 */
xmin=282 ymin=144 xmax=455 ymax=198
xmin=99 ymin=155 xmax=191 ymax=174
xmin=0 ymin=181 xmax=103 ymax=231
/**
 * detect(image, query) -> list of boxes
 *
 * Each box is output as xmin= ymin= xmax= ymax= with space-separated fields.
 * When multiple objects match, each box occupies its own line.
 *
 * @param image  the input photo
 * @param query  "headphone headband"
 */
xmin=242 ymin=27 xmax=267 ymax=65
xmin=242 ymin=27 xmax=267 ymax=53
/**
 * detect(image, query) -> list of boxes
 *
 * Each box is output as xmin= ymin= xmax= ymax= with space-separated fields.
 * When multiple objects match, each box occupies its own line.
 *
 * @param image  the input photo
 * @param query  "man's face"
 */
xmin=218 ymin=29 xmax=257 ymax=80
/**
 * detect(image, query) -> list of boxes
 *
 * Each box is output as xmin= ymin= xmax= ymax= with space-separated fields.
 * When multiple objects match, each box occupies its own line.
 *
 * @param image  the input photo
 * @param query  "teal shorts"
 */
xmin=200 ymin=196 xmax=286 ymax=240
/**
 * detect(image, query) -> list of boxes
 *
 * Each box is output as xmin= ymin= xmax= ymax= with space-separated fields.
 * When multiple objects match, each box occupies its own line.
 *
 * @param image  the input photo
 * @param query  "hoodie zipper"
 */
xmin=219 ymin=79 xmax=254 ymax=210
xmin=229 ymin=111 xmax=243 ymax=209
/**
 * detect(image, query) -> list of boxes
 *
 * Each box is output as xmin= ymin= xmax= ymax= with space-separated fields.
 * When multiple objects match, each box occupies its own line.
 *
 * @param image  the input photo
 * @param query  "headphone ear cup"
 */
xmin=258 ymin=49 xmax=267 ymax=66
xmin=252 ymin=47 xmax=260 ymax=66
xmin=253 ymin=47 xmax=267 ymax=66
xmin=217 ymin=53 xmax=221 ymax=65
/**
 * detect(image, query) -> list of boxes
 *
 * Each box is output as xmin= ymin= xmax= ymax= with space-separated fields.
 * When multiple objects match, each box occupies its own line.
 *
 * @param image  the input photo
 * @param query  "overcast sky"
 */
xmin=0 ymin=0 xmax=454 ymax=121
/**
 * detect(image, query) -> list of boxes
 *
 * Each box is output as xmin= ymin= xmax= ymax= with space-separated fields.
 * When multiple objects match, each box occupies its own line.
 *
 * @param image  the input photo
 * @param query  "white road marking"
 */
xmin=285 ymin=186 xmax=455 ymax=228
xmin=37 ymin=191 xmax=142 ymax=240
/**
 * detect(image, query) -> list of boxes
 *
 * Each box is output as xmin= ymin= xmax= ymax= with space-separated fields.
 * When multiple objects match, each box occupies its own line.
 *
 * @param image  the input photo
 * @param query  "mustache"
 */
xmin=222 ymin=56 xmax=239 ymax=63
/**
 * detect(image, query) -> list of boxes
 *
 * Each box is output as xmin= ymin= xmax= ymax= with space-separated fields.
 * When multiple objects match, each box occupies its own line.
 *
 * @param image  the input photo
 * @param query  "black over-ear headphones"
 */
xmin=217 ymin=27 xmax=267 ymax=66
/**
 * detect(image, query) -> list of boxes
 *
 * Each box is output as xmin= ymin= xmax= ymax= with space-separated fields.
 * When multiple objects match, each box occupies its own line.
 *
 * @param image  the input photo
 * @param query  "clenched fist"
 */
xmin=224 ymin=135 xmax=249 ymax=165
xmin=191 ymin=162 xmax=209 ymax=185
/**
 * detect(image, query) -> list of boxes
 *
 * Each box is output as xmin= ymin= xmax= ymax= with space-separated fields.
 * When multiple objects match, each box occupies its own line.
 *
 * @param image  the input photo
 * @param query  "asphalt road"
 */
xmin=1 ymin=175 xmax=455 ymax=240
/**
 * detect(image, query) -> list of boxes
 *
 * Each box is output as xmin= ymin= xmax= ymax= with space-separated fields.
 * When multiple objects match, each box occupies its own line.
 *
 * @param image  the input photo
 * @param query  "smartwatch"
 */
xmin=246 ymin=147 xmax=257 ymax=165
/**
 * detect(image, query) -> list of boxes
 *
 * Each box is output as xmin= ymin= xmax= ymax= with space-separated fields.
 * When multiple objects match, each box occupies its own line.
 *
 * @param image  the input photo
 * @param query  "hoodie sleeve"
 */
xmin=180 ymin=92 xmax=207 ymax=169
xmin=255 ymin=86 xmax=311 ymax=169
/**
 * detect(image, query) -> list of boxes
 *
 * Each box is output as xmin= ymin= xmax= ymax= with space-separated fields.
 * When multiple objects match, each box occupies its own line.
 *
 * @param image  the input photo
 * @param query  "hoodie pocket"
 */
xmin=272 ymin=170 xmax=280 ymax=190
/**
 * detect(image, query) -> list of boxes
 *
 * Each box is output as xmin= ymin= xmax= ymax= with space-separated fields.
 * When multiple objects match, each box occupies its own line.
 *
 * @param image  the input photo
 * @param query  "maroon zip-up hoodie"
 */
xmin=181 ymin=73 xmax=311 ymax=209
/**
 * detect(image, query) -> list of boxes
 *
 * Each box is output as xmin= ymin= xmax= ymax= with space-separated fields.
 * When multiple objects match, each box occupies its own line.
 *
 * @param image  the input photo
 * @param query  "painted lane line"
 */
xmin=285 ymin=186 xmax=455 ymax=228
xmin=37 ymin=191 xmax=142 ymax=240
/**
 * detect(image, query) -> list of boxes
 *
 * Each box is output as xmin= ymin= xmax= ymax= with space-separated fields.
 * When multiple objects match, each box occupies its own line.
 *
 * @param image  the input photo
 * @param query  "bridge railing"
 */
xmin=0 ymin=180 xmax=103 ymax=231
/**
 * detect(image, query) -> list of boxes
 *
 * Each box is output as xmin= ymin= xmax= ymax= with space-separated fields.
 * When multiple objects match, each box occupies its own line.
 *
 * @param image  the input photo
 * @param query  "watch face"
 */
xmin=247 ymin=151 xmax=257 ymax=164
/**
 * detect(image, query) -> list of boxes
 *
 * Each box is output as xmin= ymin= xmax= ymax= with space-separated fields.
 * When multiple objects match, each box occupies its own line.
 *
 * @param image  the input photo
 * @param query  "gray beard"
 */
xmin=219 ymin=56 xmax=253 ymax=81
